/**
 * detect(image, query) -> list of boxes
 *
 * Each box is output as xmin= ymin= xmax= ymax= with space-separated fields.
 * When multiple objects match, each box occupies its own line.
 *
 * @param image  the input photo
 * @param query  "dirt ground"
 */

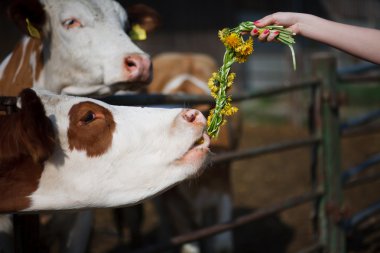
xmin=89 ymin=120 xmax=380 ymax=253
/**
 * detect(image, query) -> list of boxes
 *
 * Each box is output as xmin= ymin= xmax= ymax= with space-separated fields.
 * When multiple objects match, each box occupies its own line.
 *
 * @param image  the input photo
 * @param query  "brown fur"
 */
xmin=68 ymin=102 xmax=116 ymax=157
xmin=0 ymin=89 xmax=55 ymax=212
xmin=0 ymin=38 xmax=43 ymax=96
xmin=127 ymin=4 xmax=161 ymax=33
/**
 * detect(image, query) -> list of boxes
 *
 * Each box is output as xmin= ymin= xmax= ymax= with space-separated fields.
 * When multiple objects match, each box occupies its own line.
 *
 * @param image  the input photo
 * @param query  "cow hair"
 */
xmin=0 ymin=88 xmax=55 ymax=165
xmin=7 ymin=0 xmax=46 ymax=37
xmin=126 ymin=4 xmax=161 ymax=33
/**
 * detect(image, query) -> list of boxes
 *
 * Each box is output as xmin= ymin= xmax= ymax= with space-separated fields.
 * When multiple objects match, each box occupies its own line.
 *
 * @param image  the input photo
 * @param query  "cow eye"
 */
xmin=80 ymin=111 xmax=96 ymax=124
xmin=62 ymin=18 xmax=82 ymax=29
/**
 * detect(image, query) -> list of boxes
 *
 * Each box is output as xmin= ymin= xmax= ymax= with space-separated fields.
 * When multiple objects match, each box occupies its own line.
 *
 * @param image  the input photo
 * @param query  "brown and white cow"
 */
xmin=0 ymin=0 xmax=159 ymax=97
xmin=0 ymin=88 xmax=210 ymax=213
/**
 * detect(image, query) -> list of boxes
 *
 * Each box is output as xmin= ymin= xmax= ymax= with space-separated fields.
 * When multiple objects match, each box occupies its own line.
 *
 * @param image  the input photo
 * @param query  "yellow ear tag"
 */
xmin=26 ymin=18 xmax=41 ymax=39
xmin=130 ymin=24 xmax=147 ymax=41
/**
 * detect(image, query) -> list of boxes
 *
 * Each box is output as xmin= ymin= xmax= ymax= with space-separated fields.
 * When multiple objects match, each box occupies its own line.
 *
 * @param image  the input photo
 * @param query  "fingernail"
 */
xmin=254 ymin=20 xmax=260 ymax=25
xmin=274 ymin=31 xmax=280 ymax=35
xmin=253 ymin=29 xmax=258 ymax=33
xmin=264 ymin=29 xmax=270 ymax=34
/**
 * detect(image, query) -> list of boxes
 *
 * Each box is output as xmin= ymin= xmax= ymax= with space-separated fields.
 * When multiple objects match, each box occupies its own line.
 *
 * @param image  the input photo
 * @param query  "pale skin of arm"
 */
xmin=252 ymin=12 xmax=380 ymax=64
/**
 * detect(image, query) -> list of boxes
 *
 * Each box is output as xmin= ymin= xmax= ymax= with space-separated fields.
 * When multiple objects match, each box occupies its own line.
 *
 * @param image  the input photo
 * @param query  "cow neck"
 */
xmin=0 ymin=37 xmax=44 ymax=96
xmin=0 ymin=157 xmax=43 ymax=213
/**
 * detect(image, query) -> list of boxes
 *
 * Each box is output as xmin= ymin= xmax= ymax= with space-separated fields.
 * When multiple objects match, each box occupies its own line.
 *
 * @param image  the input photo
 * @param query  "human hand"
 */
xmin=251 ymin=12 xmax=300 ymax=42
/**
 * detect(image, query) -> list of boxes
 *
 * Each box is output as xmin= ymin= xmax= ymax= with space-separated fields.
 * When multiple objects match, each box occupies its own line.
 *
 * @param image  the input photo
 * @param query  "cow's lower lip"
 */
xmin=191 ymin=132 xmax=210 ymax=151
xmin=177 ymin=132 xmax=210 ymax=162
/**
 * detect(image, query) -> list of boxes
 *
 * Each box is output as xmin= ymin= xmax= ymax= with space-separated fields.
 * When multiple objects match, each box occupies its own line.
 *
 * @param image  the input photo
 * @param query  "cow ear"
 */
xmin=20 ymin=89 xmax=55 ymax=162
xmin=18 ymin=89 xmax=56 ymax=163
xmin=0 ymin=89 xmax=54 ymax=164
xmin=127 ymin=4 xmax=161 ymax=33
xmin=7 ymin=0 xmax=46 ymax=39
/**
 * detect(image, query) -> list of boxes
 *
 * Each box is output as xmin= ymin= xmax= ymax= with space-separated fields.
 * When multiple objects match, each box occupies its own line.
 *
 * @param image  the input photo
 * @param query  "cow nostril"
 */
xmin=125 ymin=58 xmax=137 ymax=68
xmin=183 ymin=109 xmax=198 ymax=123
xmin=123 ymin=54 xmax=152 ymax=82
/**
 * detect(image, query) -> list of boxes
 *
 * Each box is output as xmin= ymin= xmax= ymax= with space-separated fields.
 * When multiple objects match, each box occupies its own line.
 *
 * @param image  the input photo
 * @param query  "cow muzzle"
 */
xmin=124 ymin=54 xmax=152 ymax=84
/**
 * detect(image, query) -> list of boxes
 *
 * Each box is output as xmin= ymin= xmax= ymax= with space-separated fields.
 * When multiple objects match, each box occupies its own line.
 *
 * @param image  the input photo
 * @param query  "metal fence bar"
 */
xmin=313 ymin=53 xmax=346 ymax=252
xmin=132 ymin=189 xmax=324 ymax=253
xmin=308 ymin=82 xmax=322 ymax=241
xmin=99 ymin=79 xmax=320 ymax=106
xmin=341 ymin=121 xmax=380 ymax=138
xmin=211 ymin=136 xmax=320 ymax=164
xmin=341 ymin=153 xmax=380 ymax=183
xmin=340 ymin=109 xmax=380 ymax=131
xmin=344 ymin=171 xmax=380 ymax=189
xmin=338 ymin=75 xmax=380 ymax=84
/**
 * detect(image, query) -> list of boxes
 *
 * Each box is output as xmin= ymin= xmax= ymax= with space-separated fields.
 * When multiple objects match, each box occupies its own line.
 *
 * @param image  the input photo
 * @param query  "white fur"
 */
xmin=12 ymin=38 xmax=29 ymax=83
xmin=162 ymin=74 xmax=211 ymax=95
xmin=31 ymin=0 xmax=149 ymax=95
xmin=25 ymin=90 xmax=209 ymax=211
xmin=0 ymin=54 xmax=11 ymax=80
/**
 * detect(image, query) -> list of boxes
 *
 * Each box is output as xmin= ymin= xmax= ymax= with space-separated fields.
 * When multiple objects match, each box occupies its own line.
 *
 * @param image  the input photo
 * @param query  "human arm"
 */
xmin=252 ymin=12 xmax=380 ymax=64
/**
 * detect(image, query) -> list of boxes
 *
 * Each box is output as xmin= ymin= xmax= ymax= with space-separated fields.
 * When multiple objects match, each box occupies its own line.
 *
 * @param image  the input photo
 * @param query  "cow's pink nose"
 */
xmin=124 ymin=54 xmax=152 ymax=83
xmin=182 ymin=109 xmax=206 ymax=125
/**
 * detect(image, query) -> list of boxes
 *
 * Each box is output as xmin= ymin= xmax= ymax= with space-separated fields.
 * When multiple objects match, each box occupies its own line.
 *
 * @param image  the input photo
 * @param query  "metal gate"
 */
xmin=100 ymin=53 xmax=380 ymax=253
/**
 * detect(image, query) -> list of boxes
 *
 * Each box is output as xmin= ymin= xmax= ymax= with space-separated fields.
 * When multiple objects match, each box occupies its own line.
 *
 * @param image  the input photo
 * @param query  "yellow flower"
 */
xmin=221 ymin=101 xmax=239 ymax=116
xmin=224 ymin=33 xmax=241 ymax=49
xmin=236 ymin=37 xmax=254 ymax=56
xmin=218 ymin=29 xmax=229 ymax=43
xmin=208 ymin=73 xmax=220 ymax=98
xmin=207 ymin=109 xmax=215 ymax=127
xmin=227 ymin=72 xmax=236 ymax=88
xmin=235 ymin=55 xmax=249 ymax=63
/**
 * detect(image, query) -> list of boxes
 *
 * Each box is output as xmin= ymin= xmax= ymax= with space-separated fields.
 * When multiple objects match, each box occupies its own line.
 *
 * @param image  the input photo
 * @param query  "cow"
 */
xmin=113 ymin=53 xmax=241 ymax=253
xmin=0 ymin=88 xmax=210 ymax=212
xmin=0 ymin=0 xmax=159 ymax=97
xmin=0 ymin=0 xmax=165 ymax=251
xmin=0 ymin=0 xmax=161 ymax=251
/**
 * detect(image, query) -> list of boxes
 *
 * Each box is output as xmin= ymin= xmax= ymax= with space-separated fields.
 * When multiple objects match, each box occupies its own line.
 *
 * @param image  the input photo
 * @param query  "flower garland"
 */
xmin=207 ymin=21 xmax=296 ymax=138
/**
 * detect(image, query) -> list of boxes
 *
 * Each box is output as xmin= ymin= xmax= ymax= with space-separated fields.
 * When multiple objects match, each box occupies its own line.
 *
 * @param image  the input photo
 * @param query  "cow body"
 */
xmin=0 ymin=89 xmax=210 ymax=213
xmin=0 ymin=0 xmax=157 ymax=97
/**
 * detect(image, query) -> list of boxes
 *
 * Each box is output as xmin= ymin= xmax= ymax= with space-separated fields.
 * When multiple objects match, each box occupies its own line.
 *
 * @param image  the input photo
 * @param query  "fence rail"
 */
xmin=99 ymin=79 xmax=320 ymax=106
xmin=134 ymin=189 xmax=324 ymax=253
xmin=112 ymin=53 xmax=378 ymax=253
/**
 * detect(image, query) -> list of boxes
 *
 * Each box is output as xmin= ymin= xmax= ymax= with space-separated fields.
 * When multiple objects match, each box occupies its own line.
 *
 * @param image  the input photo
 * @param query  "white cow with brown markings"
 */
xmin=0 ymin=88 xmax=210 ymax=213
xmin=0 ymin=0 xmax=159 ymax=97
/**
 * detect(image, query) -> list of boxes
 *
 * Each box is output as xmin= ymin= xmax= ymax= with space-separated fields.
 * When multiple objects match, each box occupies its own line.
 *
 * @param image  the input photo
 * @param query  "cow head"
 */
xmin=0 ymin=89 xmax=210 ymax=212
xmin=7 ymin=0 xmax=159 ymax=95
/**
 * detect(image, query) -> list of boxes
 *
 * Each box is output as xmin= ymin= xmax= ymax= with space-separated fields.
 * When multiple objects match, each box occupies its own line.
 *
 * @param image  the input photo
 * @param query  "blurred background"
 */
xmin=1 ymin=0 xmax=380 ymax=252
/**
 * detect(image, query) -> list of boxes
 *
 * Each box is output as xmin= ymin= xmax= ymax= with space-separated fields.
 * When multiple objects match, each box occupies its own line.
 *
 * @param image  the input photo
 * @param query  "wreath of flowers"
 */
xmin=207 ymin=21 xmax=296 ymax=138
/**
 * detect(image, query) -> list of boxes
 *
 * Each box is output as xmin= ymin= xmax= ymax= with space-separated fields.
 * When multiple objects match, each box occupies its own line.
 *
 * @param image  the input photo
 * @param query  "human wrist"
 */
xmin=295 ymin=13 xmax=320 ymax=36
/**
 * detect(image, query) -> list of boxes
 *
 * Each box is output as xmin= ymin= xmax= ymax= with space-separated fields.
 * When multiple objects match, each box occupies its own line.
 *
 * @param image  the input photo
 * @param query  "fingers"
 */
xmin=267 ymin=30 xmax=280 ymax=41
xmin=258 ymin=29 xmax=270 ymax=41
xmin=250 ymin=29 xmax=279 ymax=42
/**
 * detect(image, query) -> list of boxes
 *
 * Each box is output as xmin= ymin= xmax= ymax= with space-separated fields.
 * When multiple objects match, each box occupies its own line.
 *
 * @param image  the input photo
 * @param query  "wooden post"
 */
xmin=312 ymin=53 xmax=345 ymax=253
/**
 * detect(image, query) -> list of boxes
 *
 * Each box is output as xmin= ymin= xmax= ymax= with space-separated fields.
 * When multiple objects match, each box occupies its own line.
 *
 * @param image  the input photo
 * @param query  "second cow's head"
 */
xmin=8 ymin=0 xmax=159 ymax=95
